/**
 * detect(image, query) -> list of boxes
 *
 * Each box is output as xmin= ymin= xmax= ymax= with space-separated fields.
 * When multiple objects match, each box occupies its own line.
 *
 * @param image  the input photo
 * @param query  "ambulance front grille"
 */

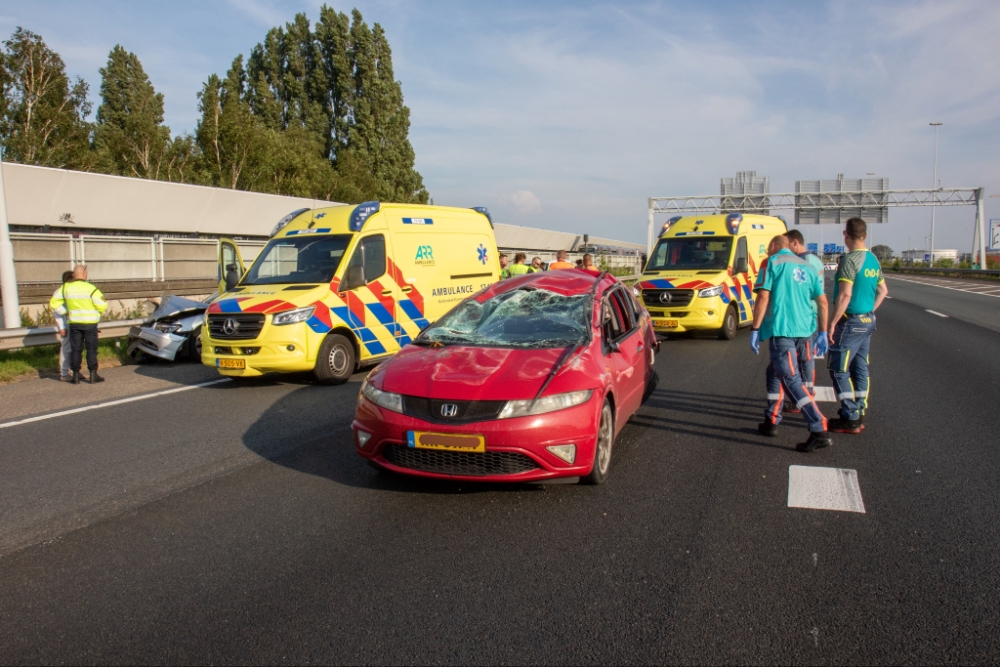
xmin=642 ymin=289 xmax=694 ymax=308
xmin=208 ymin=314 xmax=265 ymax=340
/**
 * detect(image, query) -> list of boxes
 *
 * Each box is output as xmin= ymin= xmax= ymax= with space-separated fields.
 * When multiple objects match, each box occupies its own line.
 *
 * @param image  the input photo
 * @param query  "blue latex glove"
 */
xmin=750 ymin=329 xmax=760 ymax=355
xmin=814 ymin=334 xmax=829 ymax=357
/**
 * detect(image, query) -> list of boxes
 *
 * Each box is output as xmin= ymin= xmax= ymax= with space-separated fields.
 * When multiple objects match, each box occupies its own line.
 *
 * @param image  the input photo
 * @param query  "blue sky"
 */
xmin=3 ymin=0 xmax=999 ymax=253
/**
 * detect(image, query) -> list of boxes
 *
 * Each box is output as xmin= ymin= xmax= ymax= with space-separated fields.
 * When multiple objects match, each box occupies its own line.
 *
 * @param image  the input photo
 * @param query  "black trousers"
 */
xmin=69 ymin=323 xmax=99 ymax=372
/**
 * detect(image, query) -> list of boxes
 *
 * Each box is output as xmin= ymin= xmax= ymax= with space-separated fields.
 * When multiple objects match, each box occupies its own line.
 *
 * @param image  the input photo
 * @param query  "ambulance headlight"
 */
xmin=498 ymin=390 xmax=593 ymax=419
xmin=698 ymin=285 xmax=724 ymax=298
xmin=361 ymin=378 xmax=403 ymax=413
xmin=272 ymin=306 xmax=315 ymax=325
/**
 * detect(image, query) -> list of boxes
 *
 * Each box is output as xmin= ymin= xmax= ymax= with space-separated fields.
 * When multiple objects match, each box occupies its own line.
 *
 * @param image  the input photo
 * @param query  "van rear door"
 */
xmin=218 ymin=238 xmax=245 ymax=295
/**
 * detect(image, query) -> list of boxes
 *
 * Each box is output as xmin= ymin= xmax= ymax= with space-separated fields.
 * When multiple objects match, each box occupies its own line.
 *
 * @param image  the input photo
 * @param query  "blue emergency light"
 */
xmin=726 ymin=212 xmax=743 ymax=235
xmin=350 ymin=201 xmax=380 ymax=231
xmin=471 ymin=207 xmax=494 ymax=228
xmin=662 ymin=215 xmax=683 ymax=235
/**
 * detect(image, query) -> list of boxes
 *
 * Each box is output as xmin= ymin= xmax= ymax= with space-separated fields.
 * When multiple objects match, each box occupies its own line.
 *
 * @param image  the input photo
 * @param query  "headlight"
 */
xmin=361 ymin=378 xmax=404 ymax=413
xmin=272 ymin=306 xmax=315 ymax=325
xmin=698 ymin=285 xmax=724 ymax=298
xmin=498 ymin=390 xmax=593 ymax=419
xmin=153 ymin=322 xmax=182 ymax=333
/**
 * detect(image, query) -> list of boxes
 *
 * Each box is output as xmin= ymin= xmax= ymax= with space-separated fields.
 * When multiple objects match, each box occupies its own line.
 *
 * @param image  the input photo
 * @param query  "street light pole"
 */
xmin=929 ymin=122 xmax=943 ymax=267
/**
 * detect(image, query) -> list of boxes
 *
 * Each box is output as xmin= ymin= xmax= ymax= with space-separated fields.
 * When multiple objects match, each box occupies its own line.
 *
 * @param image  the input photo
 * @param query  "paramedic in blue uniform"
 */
xmin=827 ymin=217 xmax=889 ymax=434
xmin=751 ymin=235 xmax=831 ymax=453
xmin=785 ymin=229 xmax=825 ymax=398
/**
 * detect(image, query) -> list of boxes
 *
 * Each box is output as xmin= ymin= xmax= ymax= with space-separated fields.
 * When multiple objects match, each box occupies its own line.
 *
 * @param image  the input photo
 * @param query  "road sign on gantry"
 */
xmin=795 ymin=175 xmax=889 ymax=225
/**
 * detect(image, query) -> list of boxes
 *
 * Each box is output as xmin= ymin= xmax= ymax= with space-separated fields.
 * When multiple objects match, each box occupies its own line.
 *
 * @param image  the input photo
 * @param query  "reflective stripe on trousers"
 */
xmin=827 ymin=314 xmax=873 ymax=420
xmin=765 ymin=336 xmax=828 ymax=433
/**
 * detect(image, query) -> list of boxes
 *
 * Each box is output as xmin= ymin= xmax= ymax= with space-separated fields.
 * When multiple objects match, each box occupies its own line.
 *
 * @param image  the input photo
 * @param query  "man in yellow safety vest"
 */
xmin=50 ymin=265 xmax=108 ymax=384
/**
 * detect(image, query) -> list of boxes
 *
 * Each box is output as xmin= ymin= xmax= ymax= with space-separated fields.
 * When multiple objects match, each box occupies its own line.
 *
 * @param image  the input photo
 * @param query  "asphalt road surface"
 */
xmin=1 ymin=278 xmax=998 ymax=664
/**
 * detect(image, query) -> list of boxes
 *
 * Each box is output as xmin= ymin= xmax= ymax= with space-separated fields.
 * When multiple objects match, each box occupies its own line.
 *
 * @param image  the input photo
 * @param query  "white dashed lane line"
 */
xmin=887 ymin=275 xmax=1000 ymax=298
xmin=926 ymin=309 xmax=949 ymax=318
xmin=788 ymin=465 xmax=866 ymax=513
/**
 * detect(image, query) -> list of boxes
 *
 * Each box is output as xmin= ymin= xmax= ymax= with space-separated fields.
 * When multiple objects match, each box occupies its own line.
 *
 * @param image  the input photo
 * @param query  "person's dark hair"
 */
xmin=845 ymin=217 xmax=867 ymax=240
xmin=499 ymin=253 xmax=508 ymax=260
xmin=61 ymin=270 xmax=74 ymax=283
xmin=514 ymin=252 xmax=526 ymax=263
xmin=575 ymin=259 xmax=583 ymax=267
xmin=784 ymin=229 xmax=805 ymax=245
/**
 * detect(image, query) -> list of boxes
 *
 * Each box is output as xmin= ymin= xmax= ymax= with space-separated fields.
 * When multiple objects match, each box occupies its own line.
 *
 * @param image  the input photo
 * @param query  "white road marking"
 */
xmin=813 ymin=386 xmax=837 ymax=402
xmin=788 ymin=465 xmax=866 ymax=513
xmin=0 ymin=379 xmax=232 ymax=430
xmin=887 ymin=275 xmax=1000 ymax=299
xmin=926 ymin=309 xmax=949 ymax=318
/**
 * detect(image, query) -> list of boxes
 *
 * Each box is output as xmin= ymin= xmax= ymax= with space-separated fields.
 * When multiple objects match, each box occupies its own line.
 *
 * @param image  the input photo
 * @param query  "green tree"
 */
xmin=94 ymin=45 xmax=185 ymax=180
xmin=0 ymin=28 xmax=93 ymax=169
xmin=871 ymin=245 xmax=893 ymax=263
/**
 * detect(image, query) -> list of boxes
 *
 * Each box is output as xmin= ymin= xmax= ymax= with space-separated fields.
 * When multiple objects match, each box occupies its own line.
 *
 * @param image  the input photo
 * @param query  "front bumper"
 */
xmin=353 ymin=392 xmax=602 ymax=482
xmin=201 ymin=321 xmax=315 ymax=377
xmin=127 ymin=326 xmax=186 ymax=361
xmin=646 ymin=295 xmax=726 ymax=333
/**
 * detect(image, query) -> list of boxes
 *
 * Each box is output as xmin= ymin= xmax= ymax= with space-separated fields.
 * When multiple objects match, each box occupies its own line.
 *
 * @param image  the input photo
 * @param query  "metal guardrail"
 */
xmin=887 ymin=267 xmax=1000 ymax=279
xmin=0 ymin=318 xmax=146 ymax=351
xmin=3 ymin=279 xmax=218 ymax=306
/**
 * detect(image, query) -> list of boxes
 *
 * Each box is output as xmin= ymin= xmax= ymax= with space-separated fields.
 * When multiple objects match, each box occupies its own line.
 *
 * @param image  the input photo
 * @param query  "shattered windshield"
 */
xmin=417 ymin=287 xmax=591 ymax=349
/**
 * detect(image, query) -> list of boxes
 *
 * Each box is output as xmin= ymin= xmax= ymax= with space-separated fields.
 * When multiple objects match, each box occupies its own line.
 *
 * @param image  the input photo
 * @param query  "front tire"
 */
xmin=185 ymin=326 xmax=203 ymax=361
xmin=314 ymin=334 xmax=356 ymax=385
xmin=718 ymin=305 xmax=738 ymax=340
xmin=582 ymin=400 xmax=615 ymax=485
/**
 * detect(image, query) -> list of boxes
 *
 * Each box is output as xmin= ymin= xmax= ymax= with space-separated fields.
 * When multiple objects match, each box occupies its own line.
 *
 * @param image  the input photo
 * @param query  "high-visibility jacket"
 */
xmin=50 ymin=280 xmax=108 ymax=324
xmin=508 ymin=263 xmax=535 ymax=276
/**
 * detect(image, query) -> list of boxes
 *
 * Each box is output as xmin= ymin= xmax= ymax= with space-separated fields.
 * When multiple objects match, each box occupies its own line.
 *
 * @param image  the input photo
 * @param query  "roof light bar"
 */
xmin=350 ymin=201 xmax=380 ymax=232
xmin=726 ymin=212 xmax=743 ymax=235
xmin=471 ymin=207 xmax=494 ymax=228
xmin=271 ymin=208 xmax=310 ymax=236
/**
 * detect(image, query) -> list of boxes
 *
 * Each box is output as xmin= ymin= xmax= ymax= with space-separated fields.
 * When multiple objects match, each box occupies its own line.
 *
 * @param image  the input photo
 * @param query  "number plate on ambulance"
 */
xmin=408 ymin=431 xmax=485 ymax=452
xmin=216 ymin=358 xmax=246 ymax=369
xmin=653 ymin=319 xmax=679 ymax=328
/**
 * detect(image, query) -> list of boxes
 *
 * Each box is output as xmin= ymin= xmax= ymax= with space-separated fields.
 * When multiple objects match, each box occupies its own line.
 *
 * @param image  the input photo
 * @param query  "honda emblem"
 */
xmin=440 ymin=404 xmax=458 ymax=417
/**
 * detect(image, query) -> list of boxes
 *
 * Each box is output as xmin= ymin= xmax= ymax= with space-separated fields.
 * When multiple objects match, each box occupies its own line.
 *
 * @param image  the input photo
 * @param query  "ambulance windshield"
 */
xmin=241 ymin=234 xmax=353 ymax=285
xmin=415 ymin=287 xmax=590 ymax=349
xmin=647 ymin=237 xmax=732 ymax=271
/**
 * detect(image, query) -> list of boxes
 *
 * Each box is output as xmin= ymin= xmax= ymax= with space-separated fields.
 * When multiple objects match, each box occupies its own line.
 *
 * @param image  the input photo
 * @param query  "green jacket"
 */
xmin=50 ymin=280 xmax=108 ymax=324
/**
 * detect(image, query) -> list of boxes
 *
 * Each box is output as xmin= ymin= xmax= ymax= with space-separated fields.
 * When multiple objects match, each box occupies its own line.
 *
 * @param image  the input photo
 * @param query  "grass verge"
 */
xmin=0 ymin=337 xmax=130 ymax=384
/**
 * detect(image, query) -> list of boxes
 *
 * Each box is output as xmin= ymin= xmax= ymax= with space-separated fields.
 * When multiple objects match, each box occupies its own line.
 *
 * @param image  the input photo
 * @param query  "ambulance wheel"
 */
xmin=315 ymin=334 xmax=355 ymax=385
xmin=718 ymin=305 xmax=738 ymax=340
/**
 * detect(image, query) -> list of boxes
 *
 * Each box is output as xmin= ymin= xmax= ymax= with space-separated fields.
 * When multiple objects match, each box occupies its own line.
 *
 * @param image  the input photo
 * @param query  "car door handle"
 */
xmin=381 ymin=289 xmax=393 ymax=297
xmin=401 ymin=286 xmax=412 ymax=293
xmin=637 ymin=343 xmax=644 ymax=352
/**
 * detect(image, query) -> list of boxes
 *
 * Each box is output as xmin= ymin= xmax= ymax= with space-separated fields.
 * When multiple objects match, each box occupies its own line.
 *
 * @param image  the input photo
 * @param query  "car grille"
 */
xmin=642 ymin=289 xmax=694 ymax=308
xmin=648 ymin=311 xmax=689 ymax=318
xmin=382 ymin=445 xmax=538 ymax=476
xmin=208 ymin=314 xmax=265 ymax=340
xmin=402 ymin=397 xmax=507 ymax=424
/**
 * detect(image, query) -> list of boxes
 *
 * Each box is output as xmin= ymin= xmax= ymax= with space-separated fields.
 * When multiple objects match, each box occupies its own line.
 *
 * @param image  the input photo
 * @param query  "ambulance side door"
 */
xmin=218 ymin=238 xmax=246 ymax=296
xmin=341 ymin=234 xmax=400 ymax=357
xmin=733 ymin=236 xmax=751 ymax=323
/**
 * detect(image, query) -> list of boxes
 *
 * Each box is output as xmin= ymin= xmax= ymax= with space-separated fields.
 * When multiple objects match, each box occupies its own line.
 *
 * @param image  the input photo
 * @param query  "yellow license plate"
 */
xmin=408 ymin=431 xmax=485 ymax=452
xmin=217 ymin=358 xmax=246 ymax=369
xmin=653 ymin=319 xmax=679 ymax=328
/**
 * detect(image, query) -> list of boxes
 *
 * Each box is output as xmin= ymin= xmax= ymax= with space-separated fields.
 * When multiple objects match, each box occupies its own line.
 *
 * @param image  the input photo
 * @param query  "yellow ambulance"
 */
xmin=202 ymin=202 xmax=500 ymax=383
xmin=636 ymin=212 xmax=787 ymax=339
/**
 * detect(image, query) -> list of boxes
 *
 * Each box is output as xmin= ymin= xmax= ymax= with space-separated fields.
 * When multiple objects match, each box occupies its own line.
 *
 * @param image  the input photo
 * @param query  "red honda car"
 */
xmin=353 ymin=269 xmax=658 ymax=484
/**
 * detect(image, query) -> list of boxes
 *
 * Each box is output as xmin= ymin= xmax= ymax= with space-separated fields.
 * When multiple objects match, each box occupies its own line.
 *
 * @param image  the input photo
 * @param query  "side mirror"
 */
xmin=342 ymin=265 xmax=365 ymax=290
xmin=225 ymin=264 xmax=239 ymax=291
xmin=733 ymin=257 xmax=748 ymax=274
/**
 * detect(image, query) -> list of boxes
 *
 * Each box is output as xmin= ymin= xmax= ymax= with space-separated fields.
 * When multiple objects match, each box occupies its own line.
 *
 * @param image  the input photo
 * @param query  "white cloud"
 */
xmin=503 ymin=190 xmax=542 ymax=215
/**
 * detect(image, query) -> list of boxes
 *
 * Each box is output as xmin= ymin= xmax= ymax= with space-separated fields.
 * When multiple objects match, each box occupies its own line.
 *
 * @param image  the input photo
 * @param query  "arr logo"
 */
xmin=415 ymin=245 xmax=435 ymax=265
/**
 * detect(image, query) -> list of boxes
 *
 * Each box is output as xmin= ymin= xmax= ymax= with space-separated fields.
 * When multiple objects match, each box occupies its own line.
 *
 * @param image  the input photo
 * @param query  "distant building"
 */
xmin=902 ymin=249 xmax=958 ymax=263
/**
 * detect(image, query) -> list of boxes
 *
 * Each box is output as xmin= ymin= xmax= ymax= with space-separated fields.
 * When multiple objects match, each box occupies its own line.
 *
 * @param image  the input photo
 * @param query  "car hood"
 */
xmin=147 ymin=295 xmax=209 ymax=322
xmin=379 ymin=345 xmax=578 ymax=401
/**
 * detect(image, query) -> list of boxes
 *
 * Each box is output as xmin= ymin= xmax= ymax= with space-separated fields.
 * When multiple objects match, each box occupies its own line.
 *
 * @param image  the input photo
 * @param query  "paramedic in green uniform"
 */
xmin=827 ymin=217 xmax=889 ymax=434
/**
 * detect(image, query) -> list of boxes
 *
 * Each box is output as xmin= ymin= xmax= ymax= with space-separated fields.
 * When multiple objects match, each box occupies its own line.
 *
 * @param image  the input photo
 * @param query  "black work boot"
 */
xmin=71 ymin=371 xmax=81 ymax=385
xmin=758 ymin=421 xmax=777 ymax=437
xmin=796 ymin=431 xmax=831 ymax=453
xmin=858 ymin=414 xmax=865 ymax=430
xmin=88 ymin=371 xmax=105 ymax=384
xmin=828 ymin=417 xmax=861 ymax=434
